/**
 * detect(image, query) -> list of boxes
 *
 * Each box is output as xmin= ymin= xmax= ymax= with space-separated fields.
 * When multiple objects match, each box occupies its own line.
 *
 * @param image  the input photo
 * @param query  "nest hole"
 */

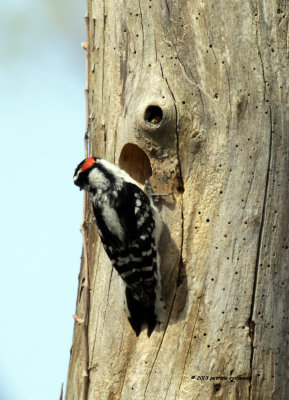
xmin=144 ymin=105 xmax=163 ymax=125
xmin=119 ymin=143 xmax=152 ymax=184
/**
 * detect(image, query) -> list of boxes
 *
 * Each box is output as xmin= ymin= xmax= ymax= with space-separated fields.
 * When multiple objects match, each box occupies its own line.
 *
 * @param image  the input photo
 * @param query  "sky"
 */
xmin=0 ymin=1 xmax=86 ymax=399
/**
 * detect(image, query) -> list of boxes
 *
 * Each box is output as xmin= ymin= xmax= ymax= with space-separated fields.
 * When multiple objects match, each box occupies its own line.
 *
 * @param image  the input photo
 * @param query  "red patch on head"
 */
xmin=81 ymin=157 xmax=96 ymax=171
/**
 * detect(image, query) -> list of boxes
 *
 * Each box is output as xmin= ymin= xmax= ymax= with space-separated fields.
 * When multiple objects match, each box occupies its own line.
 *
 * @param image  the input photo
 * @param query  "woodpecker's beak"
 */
xmin=74 ymin=175 xmax=84 ymax=191
xmin=73 ymin=164 xmax=87 ymax=191
xmin=73 ymin=173 xmax=80 ymax=187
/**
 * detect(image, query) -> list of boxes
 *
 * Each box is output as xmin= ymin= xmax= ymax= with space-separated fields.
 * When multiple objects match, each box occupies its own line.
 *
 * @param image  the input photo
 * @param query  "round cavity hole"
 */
xmin=144 ymin=105 xmax=163 ymax=125
xmin=119 ymin=143 xmax=152 ymax=184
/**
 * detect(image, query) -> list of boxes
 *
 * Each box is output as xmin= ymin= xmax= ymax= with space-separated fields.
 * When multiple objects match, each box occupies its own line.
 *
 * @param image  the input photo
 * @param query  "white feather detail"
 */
xmin=102 ymin=203 xmax=125 ymax=243
xmin=96 ymin=159 xmax=141 ymax=189
xmin=87 ymin=168 xmax=110 ymax=192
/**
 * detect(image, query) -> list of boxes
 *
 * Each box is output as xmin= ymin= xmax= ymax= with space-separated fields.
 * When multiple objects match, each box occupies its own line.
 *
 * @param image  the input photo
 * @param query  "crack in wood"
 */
xmin=143 ymin=289 xmax=179 ymax=398
xmin=143 ymin=260 xmax=181 ymax=396
xmin=223 ymin=62 xmax=232 ymax=126
xmin=141 ymin=58 xmax=186 ymax=400
xmin=137 ymin=0 xmax=145 ymax=61
xmin=253 ymin=6 xmax=267 ymax=102
xmin=164 ymin=0 xmax=170 ymax=16
xmin=101 ymin=1 xmax=106 ymax=107
xmin=103 ymin=267 xmax=114 ymax=323
xmin=176 ymin=292 xmax=204 ymax=399
xmin=118 ymin=356 xmax=132 ymax=398
xmin=248 ymin=105 xmax=273 ymax=399
xmin=201 ymin=12 xmax=218 ymax=64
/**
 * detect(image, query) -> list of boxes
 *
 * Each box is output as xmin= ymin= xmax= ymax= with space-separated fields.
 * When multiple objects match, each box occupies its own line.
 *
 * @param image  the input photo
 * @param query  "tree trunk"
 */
xmin=65 ymin=1 xmax=289 ymax=399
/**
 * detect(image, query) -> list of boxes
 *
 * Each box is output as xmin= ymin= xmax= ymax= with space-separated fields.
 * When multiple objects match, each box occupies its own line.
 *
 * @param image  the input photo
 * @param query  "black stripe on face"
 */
xmin=74 ymin=159 xmax=86 ymax=177
xmin=74 ymin=158 xmax=98 ymax=188
xmin=94 ymin=161 xmax=116 ymax=185
xmin=74 ymin=168 xmax=89 ymax=188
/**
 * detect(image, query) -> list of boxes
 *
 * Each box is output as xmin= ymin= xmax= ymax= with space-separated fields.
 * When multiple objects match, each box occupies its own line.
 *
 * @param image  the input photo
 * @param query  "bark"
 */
xmin=65 ymin=1 xmax=289 ymax=399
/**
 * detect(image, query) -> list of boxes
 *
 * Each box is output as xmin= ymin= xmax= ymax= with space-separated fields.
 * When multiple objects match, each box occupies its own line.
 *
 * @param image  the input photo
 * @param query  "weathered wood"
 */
xmin=65 ymin=1 xmax=289 ymax=399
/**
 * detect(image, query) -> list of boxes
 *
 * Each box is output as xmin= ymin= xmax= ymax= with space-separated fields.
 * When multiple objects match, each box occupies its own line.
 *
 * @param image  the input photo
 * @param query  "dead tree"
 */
xmin=65 ymin=1 xmax=289 ymax=399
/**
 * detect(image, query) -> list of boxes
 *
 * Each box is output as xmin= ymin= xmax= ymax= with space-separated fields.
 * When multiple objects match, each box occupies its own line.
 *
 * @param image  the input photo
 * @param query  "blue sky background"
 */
xmin=0 ymin=1 xmax=86 ymax=399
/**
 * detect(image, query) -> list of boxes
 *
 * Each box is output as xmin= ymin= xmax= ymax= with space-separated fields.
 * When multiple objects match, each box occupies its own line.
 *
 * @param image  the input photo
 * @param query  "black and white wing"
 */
xmin=93 ymin=181 xmax=164 ymax=336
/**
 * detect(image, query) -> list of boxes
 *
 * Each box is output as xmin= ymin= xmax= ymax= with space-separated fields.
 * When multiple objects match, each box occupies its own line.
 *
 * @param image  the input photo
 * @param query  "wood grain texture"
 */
xmin=65 ymin=1 xmax=289 ymax=399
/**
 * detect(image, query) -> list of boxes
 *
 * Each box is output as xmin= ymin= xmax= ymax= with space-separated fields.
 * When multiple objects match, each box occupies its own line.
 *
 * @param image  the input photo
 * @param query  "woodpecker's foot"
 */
xmin=144 ymin=180 xmax=173 ymax=202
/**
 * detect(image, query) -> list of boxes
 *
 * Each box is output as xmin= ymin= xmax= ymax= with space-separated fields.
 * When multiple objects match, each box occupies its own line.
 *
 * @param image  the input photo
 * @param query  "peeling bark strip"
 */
xmin=65 ymin=1 xmax=289 ymax=399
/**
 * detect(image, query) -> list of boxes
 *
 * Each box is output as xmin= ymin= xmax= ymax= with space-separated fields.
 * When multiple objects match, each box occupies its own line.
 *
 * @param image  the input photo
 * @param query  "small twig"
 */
xmin=81 ymin=42 xmax=88 ymax=51
xmin=73 ymin=314 xmax=84 ymax=324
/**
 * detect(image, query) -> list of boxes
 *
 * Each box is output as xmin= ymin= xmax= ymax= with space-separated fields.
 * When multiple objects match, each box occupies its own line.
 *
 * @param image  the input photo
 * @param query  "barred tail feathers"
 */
xmin=120 ymin=199 xmax=165 ymax=336
xmin=122 ymin=252 xmax=165 ymax=336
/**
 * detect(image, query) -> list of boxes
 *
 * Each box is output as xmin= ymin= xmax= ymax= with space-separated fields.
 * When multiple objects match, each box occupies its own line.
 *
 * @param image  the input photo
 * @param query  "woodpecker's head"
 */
xmin=73 ymin=157 xmax=97 ymax=191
